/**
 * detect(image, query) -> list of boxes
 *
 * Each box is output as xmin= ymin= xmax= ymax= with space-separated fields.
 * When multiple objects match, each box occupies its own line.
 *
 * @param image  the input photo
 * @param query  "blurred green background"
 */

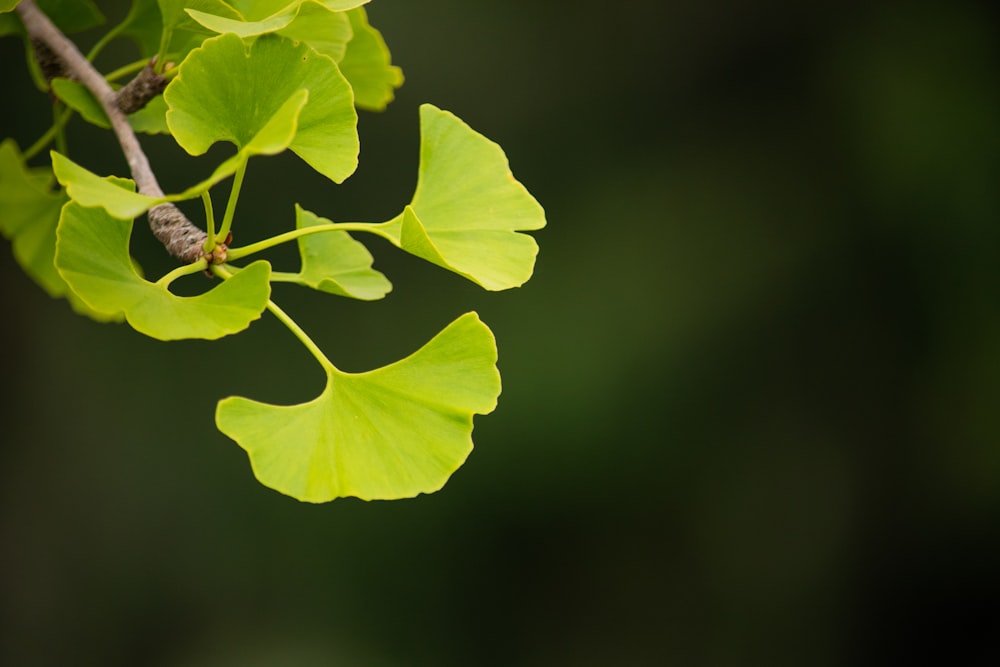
xmin=2 ymin=0 xmax=1000 ymax=664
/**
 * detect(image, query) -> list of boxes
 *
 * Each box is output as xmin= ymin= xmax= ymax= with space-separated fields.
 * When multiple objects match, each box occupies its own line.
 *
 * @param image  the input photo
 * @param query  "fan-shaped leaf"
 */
xmin=380 ymin=105 xmax=546 ymax=290
xmin=165 ymin=32 xmax=358 ymax=183
xmin=284 ymin=204 xmax=390 ymax=300
xmin=338 ymin=7 xmax=403 ymax=111
xmin=55 ymin=197 xmax=271 ymax=340
xmin=216 ymin=312 xmax=500 ymax=502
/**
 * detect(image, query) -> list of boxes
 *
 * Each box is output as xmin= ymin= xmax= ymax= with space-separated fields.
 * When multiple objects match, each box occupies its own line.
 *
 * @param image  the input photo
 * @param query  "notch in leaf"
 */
xmin=216 ymin=312 xmax=501 ymax=502
xmin=165 ymin=32 xmax=358 ymax=184
xmin=55 ymin=192 xmax=271 ymax=340
xmin=380 ymin=104 xmax=546 ymax=291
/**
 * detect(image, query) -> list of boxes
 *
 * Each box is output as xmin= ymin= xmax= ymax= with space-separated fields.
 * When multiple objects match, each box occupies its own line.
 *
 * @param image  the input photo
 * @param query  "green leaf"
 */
xmin=216 ymin=311 xmax=500 ymax=502
xmin=380 ymin=105 xmax=546 ymax=290
xmin=51 ymin=151 xmax=165 ymax=218
xmin=185 ymin=5 xmax=296 ymax=38
xmin=55 ymin=197 xmax=271 ymax=340
xmin=338 ymin=7 xmax=403 ymax=111
xmin=128 ymin=94 xmax=170 ymax=135
xmin=50 ymin=78 xmax=110 ymax=128
xmin=165 ymin=32 xmax=358 ymax=183
xmin=0 ymin=1 xmax=22 ymax=13
xmin=156 ymin=0 xmax=239 ymax=61
xmin=0 ymin=139 xmax=113 ymax=319
xmin=51 ymin=83 xmax=304 ymax=218
xmin=119 ymin=0 xmax=163 ymax=58
xmin=285 ymin=204 xmax=390 ymax=300
xmin=277 ymin=1 xmax=352 ymax=62
xmin=50 ymin=77 xmax=170 ymax=136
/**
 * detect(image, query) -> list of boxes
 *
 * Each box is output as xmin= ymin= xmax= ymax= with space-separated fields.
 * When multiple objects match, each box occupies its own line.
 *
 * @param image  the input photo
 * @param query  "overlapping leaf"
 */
xmin=52 ymin=90 xmax=305 ymax=219
xmin=284 ymin=204 xmax=390 ymax=300
xmin=55 ymin=192 xmax=271 ymax=340
xmin=216 ymin=311 xmax=500 ymax=502
xmin=0 ymin=139 xmax=113 ymax=319
xmin=50 ymin=77 xmax=169 ymax=135
xmin=378 ymin=105 xmax=546 ymax=290
xmin=165 ymin=32 xmax=358 ymax=183
xmin=338 ymin=7 xmax=403 ymax=111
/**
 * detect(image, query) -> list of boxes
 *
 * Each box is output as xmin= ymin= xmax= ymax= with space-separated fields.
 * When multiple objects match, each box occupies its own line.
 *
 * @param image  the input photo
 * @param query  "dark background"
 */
xmin=3 ymin=0 xmax=1000 ymax=664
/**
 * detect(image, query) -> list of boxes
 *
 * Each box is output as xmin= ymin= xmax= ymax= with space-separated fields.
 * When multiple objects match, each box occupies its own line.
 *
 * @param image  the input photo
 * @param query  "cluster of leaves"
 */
xmin=0 ymin=0 xmax=545 ymax=502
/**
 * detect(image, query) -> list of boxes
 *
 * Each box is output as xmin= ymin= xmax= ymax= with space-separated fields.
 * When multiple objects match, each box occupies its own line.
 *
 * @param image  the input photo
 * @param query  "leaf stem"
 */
xmin=216 ymin=158 xmax=247 ymax=246
xmin=202 ymin=191 xmax=217 ymax=251
xmin=104 ymin=59 xmax=149 ymax=83
xmin=212 ymin=265 xmax=336 ymax=373
xmin=155 ymin=258 xmax=209 ymax=287
xmin=86 ymin=20 xmax=127 ymax=63
xmin=226 ymin=221 xmax=392 ymax=261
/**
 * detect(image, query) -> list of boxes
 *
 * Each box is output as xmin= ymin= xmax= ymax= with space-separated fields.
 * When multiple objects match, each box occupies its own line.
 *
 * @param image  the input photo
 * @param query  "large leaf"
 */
xmin=0 ymin=1 xmax=22 ymax=13
xmin=216 ymin=311 xmax=500 ymax=502
xmin=55 ymin=196 xmax=271 ymax=340
xmin=282 ymin=204 xmax=390 ymax=300
xmin=165 ymin=32 xmax=358 ymax=183
xmin=0 ymin=139 xmax=113 ymax=319
xmin=52 ymin=89 xmax=305 ymax=219
xmin=119 ymin=0 xmax=163 ymax=58
xmin=380 ymin=105 xmax=546 ymax=290
xmin=338 ymin=7 xmax=403 ymax=111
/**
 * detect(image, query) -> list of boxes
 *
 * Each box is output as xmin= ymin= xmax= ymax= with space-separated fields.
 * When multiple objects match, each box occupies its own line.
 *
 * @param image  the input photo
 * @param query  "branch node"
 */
xmin=116 ymin=59 xmax=168 ymax=114
xmin=148 ymin=204 xmax=209 ymax=264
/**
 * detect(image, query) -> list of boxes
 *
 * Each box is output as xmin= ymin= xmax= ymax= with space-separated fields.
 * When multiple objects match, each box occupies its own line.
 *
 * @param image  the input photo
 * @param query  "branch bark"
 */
xmin=15 ymin=0 xmax=211 ymax=264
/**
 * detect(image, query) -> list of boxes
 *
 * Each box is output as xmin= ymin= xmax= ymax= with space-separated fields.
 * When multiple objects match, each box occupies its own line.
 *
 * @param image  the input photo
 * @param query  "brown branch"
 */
xmin=16 ymin=0 xmax=211 ymax=264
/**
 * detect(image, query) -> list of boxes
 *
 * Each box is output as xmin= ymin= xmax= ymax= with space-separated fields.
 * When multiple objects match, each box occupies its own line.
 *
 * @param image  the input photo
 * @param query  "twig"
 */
xmin=15 ymin=0 xmax=210 ymax=264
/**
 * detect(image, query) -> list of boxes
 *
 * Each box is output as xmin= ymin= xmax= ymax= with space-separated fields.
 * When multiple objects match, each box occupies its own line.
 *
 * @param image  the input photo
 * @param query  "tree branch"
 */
xmin=15 ymin=0 xmax=212 ymax=264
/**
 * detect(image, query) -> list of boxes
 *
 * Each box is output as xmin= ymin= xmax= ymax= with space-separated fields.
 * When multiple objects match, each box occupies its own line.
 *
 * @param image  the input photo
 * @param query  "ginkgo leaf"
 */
xmin=52 ymin=91 xmax=305 ymax=218
xmin=338 ymin=7 xmax=403 ymax=111
xmin=156 ymin=0 xmax=239 ymax=60
xmin=165 ymin=32 xmax=358 ymax=183
xmin=55 ymin=195 xmax=271 ymax=340
xmin=277 ymin=1 xmax=352 ymax=62
xmin=283 ymin=204 xmax=390 ymax=300
xmin=216 ymin=311 xmax=500 ymax=502
xmin=0 ymin=1 xmax=22 ymax=14
xmin=50 ymin=77 xmax=110 ymax=128
xmin=0 ymin=139 xmax=114 ymax=320
xmin=184 ymin=6 xmax=296 ymax=37
xmin=379 ymin=104 xmax=546 ymax=290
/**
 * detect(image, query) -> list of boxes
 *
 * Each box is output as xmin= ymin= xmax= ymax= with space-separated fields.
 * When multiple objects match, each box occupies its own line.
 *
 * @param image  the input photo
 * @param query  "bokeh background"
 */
xmin=3 ymin=0 xmax=1000 ymax=664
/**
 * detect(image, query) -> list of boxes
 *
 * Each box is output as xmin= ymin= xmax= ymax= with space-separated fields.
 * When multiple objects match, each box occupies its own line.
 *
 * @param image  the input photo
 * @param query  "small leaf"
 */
xmin=165 ymin=33 xmax=358 ymax=183
xmin=0 ymin=1 xmax=22 ymax=14
xmin=216 ymin=312 xmax=500 ymax=502
xmin=285 ymin=204 xmax=390 ymax=300
xmin=55 ymin=197 xmax=271 ymax=340
xmin=50 ymin=77 xmax=110 ymax=128
xmin=277 ymin=2 xmax=352 ymax=63
xmin=51 ymin=151 xmax=165 ymax=218
xmin=184 ymin=6 xmax=296 ymax=38
xmin=381 ymin=104 xmax=546 ymax=290
xmin=338 ymin=7 xmax=403 ymax=111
